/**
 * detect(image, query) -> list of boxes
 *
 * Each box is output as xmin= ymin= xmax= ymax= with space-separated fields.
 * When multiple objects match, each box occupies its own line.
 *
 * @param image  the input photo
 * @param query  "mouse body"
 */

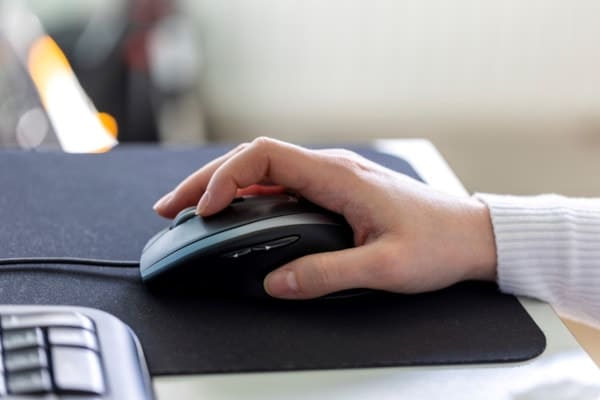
xmin=140 ymin=195 xmax=354 ymax=297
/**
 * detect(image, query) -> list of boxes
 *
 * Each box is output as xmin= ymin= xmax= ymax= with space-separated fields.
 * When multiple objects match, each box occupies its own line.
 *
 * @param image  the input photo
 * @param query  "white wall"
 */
xmin=182 ymin=1 xmax=600 ymax=196
xmin=185 ymin=1 xmax=600 ymax=139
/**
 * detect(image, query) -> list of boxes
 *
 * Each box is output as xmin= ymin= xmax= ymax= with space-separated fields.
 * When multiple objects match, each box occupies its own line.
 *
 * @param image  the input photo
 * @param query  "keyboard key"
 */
xmin=0 ymin=373 xmax=6 ymax=396
xmin=2 ymin=328 xmax=44 ymax=350
xmin=7 ymin=369 xmax=52 ymax=395
xmin=2 ymin=311 xmax=94 ymax=331
xmin=48 ymin=327 xmax=98 ymax=351
xmin=51 ymin=347 xmax=105 ymax=395
xmin=4 ymin=348 xmax=48 ymax=372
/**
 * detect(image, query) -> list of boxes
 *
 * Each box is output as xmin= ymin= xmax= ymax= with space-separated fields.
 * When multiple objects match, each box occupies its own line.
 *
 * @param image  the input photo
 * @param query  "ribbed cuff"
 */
xmin=473 ymin=193 xmax=600 ymax=325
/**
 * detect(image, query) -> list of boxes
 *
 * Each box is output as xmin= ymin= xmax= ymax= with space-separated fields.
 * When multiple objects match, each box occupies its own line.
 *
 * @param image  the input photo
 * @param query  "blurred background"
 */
xmin=1 ymin=0 xmax=600 ymax=196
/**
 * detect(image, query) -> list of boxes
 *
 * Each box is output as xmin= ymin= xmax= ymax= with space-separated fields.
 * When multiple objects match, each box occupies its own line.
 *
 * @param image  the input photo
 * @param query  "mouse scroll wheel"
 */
xmin=170 ymin=207 xmax=198 ymax=229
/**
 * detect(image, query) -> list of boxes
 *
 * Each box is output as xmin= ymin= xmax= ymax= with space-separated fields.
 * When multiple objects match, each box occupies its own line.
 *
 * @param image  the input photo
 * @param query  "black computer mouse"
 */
xmin=140 ymin=194 xmax=354 ymax=297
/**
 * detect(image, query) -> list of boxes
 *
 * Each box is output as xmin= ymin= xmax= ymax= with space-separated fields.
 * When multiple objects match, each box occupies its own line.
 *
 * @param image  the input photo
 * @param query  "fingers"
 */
xmin=154 ymin=144 xmax=248 ymax=218
xmin=196 ymin=137 xmax=359 ymax=216
xmin=197 ymin=138 xmax=305 ymax=215
xmin=263 ymin=243 xmax=384 ymax=299
xmin=154 ymin=137 xmax=372 ymax=220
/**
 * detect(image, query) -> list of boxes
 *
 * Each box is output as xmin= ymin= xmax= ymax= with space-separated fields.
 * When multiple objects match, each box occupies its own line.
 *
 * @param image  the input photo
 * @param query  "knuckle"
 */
xmin=251 ymin=136 xmax=276 ymax=151
xmin=323 ymin=149 xmax=371 ymax=176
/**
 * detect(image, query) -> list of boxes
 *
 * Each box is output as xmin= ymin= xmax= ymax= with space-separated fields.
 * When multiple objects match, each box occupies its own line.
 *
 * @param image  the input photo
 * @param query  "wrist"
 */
xmin=462 ymin=197 xmax=498 ymax=282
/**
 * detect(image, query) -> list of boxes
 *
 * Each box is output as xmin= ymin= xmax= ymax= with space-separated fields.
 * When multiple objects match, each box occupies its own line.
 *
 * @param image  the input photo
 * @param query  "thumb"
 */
xmin=264 ymin=244 xmax=381 ymax=299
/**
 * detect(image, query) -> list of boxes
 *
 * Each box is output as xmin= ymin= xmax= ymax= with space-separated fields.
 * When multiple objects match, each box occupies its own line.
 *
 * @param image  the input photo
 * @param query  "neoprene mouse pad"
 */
xmin=0 ymin=145 xmax=546 ymax=375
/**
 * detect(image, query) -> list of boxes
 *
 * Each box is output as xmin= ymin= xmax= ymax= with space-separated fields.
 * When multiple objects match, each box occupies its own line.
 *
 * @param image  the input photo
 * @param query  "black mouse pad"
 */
xmin=0 ymin=145 xmax=546 ymax=375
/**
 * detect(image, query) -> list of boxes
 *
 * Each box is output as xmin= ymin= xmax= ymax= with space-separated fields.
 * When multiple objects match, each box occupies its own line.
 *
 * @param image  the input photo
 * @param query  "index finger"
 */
xmin=154 ymin=143 xmax=249 ymax=218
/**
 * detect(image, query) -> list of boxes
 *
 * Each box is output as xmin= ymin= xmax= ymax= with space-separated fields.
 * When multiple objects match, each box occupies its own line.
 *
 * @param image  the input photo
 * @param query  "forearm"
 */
xmin=475 ymin=193 xmax=600 ymax=325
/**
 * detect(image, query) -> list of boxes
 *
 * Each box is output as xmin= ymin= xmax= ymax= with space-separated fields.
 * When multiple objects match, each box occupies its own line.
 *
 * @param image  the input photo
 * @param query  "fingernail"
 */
xmin=265 ymin=269 xmax=299 ymax=297
xmin=196 ymin=191 xmax=211 ymax=215
xmin=153 ymin=192 xmax=174 ymax=211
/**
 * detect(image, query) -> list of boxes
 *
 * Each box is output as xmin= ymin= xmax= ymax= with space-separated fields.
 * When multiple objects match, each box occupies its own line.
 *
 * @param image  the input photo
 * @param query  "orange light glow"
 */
xmin=25 ymin=35 xmax=118 ymax=153
xmin=98 ymin=112 xmax=119 ymax=139
xmin=27 ymin=36 xmax=72 ymax=106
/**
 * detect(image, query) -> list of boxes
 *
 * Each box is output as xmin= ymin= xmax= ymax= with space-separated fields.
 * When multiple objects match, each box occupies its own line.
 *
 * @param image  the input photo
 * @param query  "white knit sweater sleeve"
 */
xmin=473 ymin=193 xmax=600 ymax=326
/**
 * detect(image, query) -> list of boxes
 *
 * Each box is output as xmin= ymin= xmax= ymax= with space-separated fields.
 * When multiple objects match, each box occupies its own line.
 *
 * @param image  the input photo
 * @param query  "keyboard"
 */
xmin=0 ymin=305 xmax=153 ymax=399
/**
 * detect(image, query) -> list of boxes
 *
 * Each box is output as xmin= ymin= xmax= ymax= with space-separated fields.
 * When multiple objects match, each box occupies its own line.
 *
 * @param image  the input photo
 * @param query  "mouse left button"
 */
xmin=142 ymin=227 xmax=169 ymax=252
xmin=170 ymin=207 xmax=198 ymax=229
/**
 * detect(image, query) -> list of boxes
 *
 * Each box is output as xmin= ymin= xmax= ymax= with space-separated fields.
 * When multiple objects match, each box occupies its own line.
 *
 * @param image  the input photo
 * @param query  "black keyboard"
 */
xmin=0 ymin=306 xmax=153 ymax=399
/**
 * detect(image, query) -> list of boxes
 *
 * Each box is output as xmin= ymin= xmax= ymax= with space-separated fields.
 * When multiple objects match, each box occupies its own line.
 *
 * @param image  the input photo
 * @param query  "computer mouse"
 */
xmin=140 ymin=194 xmax=354 ymax=297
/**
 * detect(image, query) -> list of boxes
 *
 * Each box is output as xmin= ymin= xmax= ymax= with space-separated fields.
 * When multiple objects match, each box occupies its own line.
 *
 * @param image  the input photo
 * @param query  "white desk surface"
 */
xmin=153 ymin=139 xmax=600 ymax=400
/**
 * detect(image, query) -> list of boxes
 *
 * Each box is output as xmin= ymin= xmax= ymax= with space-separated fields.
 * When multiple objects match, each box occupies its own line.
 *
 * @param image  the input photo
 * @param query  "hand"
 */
xmin=154 ymin=137 xmax=497 ymax=299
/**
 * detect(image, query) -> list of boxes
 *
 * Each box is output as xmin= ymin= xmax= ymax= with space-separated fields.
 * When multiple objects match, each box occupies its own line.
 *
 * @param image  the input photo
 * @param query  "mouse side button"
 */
xmin=251 ymin=236 xmax=299 ymax=251
xmin=219 ymin=235 xmax=299 ymax=260
xmin=222 ymin=248 xmax=252 ymax=259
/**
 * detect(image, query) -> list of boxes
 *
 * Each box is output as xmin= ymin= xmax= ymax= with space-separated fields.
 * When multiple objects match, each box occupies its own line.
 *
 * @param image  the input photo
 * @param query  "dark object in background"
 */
xmin=50 ymin=0 xmax=176 ymax=143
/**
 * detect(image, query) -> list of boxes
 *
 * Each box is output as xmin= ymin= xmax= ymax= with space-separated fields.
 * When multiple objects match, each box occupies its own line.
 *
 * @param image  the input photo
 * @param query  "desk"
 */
xmin=153 ymin=139 xmax=600 ymax=399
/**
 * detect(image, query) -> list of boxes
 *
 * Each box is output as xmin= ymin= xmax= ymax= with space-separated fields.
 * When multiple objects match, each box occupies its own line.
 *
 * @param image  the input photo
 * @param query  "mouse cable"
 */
xmin=0 ymin=257 xmax=139 ymax=268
